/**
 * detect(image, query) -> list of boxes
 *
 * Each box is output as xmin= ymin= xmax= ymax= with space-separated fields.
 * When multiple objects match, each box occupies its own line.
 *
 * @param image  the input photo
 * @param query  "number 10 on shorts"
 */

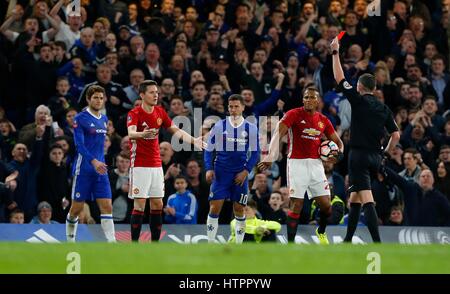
xmin=239 ymin=194 xmax=248 ymax=205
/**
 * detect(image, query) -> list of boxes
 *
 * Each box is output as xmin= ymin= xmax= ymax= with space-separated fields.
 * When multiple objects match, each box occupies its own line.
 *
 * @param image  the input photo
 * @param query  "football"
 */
xmin=318 ymin=140 xmax=339 ymax=161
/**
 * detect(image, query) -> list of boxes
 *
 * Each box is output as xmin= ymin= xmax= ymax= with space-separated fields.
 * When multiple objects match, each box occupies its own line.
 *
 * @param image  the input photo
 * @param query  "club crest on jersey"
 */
xmin=157 ymin=118 xmax=162 ymax=126
xmin=133 ymin=188 xmax=139 ymax=195
xmin=318 ymin=121 xmax=324 ymax=129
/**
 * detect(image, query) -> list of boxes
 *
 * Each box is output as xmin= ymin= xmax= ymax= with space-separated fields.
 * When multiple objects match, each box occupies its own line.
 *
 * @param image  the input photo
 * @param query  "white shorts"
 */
xmin=287 ymin=158 xmax=330 ymax=199
xmin=128 ymin=167 xmax=164 ymax=199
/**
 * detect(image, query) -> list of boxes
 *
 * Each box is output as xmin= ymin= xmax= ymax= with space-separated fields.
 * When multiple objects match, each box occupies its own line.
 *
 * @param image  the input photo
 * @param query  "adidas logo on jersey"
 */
xmin=90 ymin=123 xmax=95 ymax=127
xmin=301 ymin=120 xmax=306 ymax=124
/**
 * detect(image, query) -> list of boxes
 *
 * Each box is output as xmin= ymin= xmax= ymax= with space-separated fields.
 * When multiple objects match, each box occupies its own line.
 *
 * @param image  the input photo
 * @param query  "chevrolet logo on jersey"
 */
xmin=302 ymin=128 xmax=321 ymax=136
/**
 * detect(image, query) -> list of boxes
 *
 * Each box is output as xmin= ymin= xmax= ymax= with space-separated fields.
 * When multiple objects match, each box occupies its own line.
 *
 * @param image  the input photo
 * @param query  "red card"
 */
xmin=337 ymin=31 xmax=346 ymax=41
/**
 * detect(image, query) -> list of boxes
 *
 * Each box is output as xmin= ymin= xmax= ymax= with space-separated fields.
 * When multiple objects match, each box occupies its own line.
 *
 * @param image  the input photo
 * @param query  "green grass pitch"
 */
xmin=0 ymin=243 xmax=449 ymax=274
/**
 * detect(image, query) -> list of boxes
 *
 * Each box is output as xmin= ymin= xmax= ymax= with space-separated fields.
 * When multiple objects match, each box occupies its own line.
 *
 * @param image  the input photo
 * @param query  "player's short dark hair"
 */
xmin=303 ymin=86 xmax=320 ymax=96
xmin=358 ymin=73 xmax=376 ymax=91
xmin=139 ymin=80 xmax=158 ymax=94
xmin=86 ymin=85 xmax=106 ymax=100
xmin=228 ymin=94 xmax=244 ymax=105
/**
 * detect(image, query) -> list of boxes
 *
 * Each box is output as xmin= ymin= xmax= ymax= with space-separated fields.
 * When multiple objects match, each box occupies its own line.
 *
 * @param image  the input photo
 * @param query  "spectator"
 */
xmin=0 ymin=160 xmax=18 ymax=223
xmin=164 ymin=176 xmax=198 ymax=224
xmin=385 ymin=167 xmax=450 ymax=226
xmin=109 ymin=152 xmax=132 ymax=223
xmin=123 ymin=69 xmax=145 ymax=108
xmin=78 ymin=64 xmax=130 ymax=122
xmin=185 ymin=159 xmax=209 ymax=224
xmin=18 ymin=105 xmax=50 ymax=150
xmin=48 ymin=76 xmax=75 ymax=124
xmin=323 ymin=160 xmax=346 ymax=203
xmin=385 ymin=206 xmax=405 ymax=226
xmin=37 ymin=144 xmax=70 ymax=223
xmin=434 ymin=160 xmax=450 ymax=201
xmin=10 ymin=125 xmax=46 ymax=221
xmin=29 ymin=201 xmax=59 ymax=224
xmin=260 ymin=191 xmax=287 ymax=224
xmin=62 ymin=108 xmax=78 ymax=138
xmin=399 ymin=148 xmax=426 ymax=183
xmin=9 ymin=208 xmax=24 ymax=224
xmin=0 ymin=119 xmax=18 ymax=162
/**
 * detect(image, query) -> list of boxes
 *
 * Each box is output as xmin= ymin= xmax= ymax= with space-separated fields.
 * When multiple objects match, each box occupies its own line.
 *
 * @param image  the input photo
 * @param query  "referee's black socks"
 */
xmin=150 ymin=210 xmax=162 ymax=242
xmin=362 ymin=202 xmax=381 ymax=243
xmin=344 ymin=203 xmax=361 ymax=242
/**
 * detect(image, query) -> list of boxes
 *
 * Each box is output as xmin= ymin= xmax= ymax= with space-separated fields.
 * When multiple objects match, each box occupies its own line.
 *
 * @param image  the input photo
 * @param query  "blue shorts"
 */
xmin=71 ymin=174 xmax=112 ymax=202
xmin=209 ymin=169 xmax=248 ymax=205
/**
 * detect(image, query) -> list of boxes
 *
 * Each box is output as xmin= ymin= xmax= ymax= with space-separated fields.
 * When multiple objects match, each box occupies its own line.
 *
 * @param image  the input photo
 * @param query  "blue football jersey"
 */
xmin=72 ymin=109 xmax=108 ymax=176
xmin=204 ymin=117 xmax=260 ymax=173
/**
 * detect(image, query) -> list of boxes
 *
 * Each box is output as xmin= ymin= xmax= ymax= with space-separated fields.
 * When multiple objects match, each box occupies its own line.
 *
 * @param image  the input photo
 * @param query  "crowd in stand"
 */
xmin=0 ymin=0 xmax=449 ymax=227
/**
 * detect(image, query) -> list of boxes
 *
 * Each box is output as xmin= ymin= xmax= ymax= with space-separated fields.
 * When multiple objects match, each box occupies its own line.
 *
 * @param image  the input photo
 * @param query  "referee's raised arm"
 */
xmin=330 ymin=37 xmax=345 ymax=85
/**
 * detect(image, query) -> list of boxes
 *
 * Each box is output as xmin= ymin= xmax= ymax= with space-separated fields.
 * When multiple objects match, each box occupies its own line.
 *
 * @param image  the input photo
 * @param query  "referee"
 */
xmin=330 ymin=36 xmax=400 ymax=243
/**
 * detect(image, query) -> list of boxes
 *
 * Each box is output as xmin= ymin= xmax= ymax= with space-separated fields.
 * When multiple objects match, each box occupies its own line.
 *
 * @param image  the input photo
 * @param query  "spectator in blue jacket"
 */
xmin=164 ymin=176 xmax=198 ymax=224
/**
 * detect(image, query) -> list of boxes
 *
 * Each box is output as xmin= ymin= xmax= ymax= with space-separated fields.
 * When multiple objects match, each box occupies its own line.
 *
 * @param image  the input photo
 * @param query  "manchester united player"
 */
xmin=127 ymin=80 xmax=206 ymax=242
xmin=258 ymin=87 xmax=344 ymax=244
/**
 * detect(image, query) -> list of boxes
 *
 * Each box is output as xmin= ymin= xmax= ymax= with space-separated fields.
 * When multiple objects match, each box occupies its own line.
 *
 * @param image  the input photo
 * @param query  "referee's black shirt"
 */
xmin=337 ymin=79 xmax=398 ymax=152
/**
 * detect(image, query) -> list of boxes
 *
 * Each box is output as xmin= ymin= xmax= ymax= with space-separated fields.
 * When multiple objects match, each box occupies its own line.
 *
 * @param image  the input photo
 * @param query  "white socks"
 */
xmin=234 ymin=216 xmax=246 ymax=244
xmin=66 ymin=214 xmax=79 ymax=243
xmin=207 ymin=214 xmax=219 ymax=243
xmin=100 ymin=214 xmax=116 ymax=243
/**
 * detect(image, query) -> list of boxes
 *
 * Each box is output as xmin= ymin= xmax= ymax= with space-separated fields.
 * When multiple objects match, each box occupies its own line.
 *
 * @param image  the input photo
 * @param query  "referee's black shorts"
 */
xmin=348 ymin=149 xmax=382 ymax=192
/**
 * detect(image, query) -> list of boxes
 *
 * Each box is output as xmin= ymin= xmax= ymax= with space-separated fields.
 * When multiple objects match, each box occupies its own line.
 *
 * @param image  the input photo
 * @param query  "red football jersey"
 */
xmin=127 ymin=105 xmax=173 ymax=167
xmin=280 ymin=107 xmax=335 ymax=159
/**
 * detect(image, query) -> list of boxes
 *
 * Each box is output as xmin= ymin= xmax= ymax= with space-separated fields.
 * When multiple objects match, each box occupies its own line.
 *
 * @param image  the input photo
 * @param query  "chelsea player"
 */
xmin=204 ymin=94 xmax=260 ymax=244
xmin=66 ymin=85 xmax=116 ymax=242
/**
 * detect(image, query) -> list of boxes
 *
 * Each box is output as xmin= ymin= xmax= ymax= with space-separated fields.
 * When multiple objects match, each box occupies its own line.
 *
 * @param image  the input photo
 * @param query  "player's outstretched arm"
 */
xmin=168 ymin=125 xmax=207 ymax=150
xmin=331 ymin=37 xmax=345 ymax=84
xmin=257 ymin=121 xmax=288 ymax=171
